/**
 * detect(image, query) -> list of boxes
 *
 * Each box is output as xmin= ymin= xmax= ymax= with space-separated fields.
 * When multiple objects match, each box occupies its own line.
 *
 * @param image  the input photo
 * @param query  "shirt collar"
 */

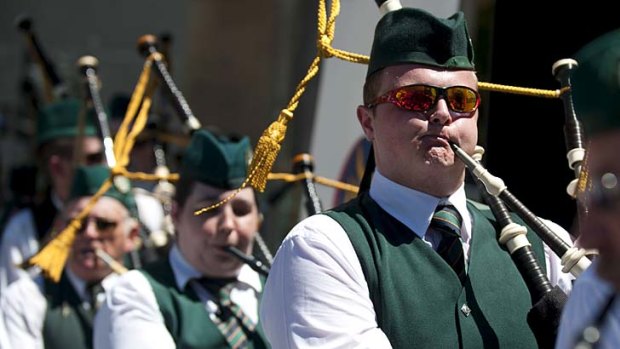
xmin=369 ymin=170 xmax=470 ymax=239
xmin=65 ymin=267 xmax=87 ymax=299
xmin=170 ymin=244 xmax=263 ymax=292
xmin=65 ymin=265 xmax=119 ymax=300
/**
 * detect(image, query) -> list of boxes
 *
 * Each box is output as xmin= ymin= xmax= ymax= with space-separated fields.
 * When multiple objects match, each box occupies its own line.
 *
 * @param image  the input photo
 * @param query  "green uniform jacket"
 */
xmin=324 ymin=192 xmax=546 ymax=349
xmin=42 ymin=271 xmax=95 ymax=349
xmin=140 ymin=259 xmax=270 ymax=349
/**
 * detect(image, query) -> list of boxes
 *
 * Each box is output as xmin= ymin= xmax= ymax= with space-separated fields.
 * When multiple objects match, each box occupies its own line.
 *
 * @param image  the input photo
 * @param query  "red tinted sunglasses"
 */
xmin=367 ymin=84 xmax=481 ymax=114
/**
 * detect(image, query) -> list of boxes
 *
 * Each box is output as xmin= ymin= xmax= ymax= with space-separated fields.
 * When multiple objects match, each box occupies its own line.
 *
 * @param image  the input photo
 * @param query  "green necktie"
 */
xmin=431 ymin=204 xmax=466 ymax=284
xmin=199 ymin=278 xmax=256 ymax=349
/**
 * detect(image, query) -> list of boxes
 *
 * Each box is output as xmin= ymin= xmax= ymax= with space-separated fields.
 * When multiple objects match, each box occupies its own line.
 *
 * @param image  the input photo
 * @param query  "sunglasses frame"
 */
xmin=366 ymin=84 xmax=481 ymax=114
xmin=68 ymin=216 xmax=123 ymax=237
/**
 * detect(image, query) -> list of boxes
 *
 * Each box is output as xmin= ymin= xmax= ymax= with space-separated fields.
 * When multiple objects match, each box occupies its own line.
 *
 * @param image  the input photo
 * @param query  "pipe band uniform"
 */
xmin=0 ymin=164 xmax=140 ymax=349
xmin=93 ymin=129 xmax=270 ymax=349
xmin=259 ymin=5 xmax=576 ymax=349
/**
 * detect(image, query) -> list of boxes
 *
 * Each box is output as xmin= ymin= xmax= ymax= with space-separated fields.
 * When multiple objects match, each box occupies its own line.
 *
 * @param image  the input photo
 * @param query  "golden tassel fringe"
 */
xmin=248 ymin=110 xmax=292 ymax=192
xmin=27 ymin=219 xmax=83 ymax=282
xmin=28 ymin=179 xmax=112 ymax=282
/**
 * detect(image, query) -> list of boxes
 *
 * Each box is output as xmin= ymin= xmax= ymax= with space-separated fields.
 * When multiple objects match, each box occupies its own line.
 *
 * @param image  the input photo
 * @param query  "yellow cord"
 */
xmin=267 ymin=172 xmax=359 ymax=194
xmin=246 ymin=0 xmax=346 ymax=193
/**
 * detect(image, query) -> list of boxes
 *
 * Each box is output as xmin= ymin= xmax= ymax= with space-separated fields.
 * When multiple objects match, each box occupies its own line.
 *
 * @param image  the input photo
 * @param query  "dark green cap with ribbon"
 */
xmin=367 ymin=7 xmax=475 ymax=78
xmin=181 ymin=129 xmax=252 ymax=189
xmin=572 ymin=28 xmax=620 ymax=136
xmin=36 ymin=98 xmax=98 ymax=146
xmin=69 ymin=165 xmax=137 ymax=215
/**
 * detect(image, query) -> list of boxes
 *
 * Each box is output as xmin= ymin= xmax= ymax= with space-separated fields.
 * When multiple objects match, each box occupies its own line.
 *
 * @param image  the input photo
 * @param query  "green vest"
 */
xmin=42 ymin=271 xmax=95 ymax=349
xmin=140 ymin=259 xmax=270 ymax=349
xmin=324 ymin=193 xmax=546 ymax=349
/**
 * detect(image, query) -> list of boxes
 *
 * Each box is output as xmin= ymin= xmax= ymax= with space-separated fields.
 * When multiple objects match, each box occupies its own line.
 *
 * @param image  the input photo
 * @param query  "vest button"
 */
xmin=460 ymin=303 xmax=471 ymax=317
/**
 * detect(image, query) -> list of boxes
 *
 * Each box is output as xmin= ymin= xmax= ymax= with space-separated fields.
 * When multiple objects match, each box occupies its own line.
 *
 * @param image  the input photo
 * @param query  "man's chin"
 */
xmin=200 ymin=255 xmax=242 ymax=278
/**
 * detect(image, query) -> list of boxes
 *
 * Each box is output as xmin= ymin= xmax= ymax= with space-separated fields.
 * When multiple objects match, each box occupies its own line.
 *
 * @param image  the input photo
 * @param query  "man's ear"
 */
xmin=357 ymin=105 xmax=375 ymax=141
xmin=124 ymin=219 xmax=141 ymax=252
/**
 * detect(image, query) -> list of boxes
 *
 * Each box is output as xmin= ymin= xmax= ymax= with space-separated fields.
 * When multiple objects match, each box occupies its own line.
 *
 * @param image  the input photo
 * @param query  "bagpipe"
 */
xmin=76 ymin=53 xmax=175 ymax=269
xmin=15 ymin=15 xmax=68 ymax=104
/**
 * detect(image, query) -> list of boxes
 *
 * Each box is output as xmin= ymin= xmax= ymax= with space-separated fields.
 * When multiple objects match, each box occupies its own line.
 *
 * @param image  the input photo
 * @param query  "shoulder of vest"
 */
xmin=140 ymin=258 xmax=176 ymax=289
xmin=467 ymin=199 xmax=491 ymax=212
xmin=323 ymin=195 xmax=362 ymax=215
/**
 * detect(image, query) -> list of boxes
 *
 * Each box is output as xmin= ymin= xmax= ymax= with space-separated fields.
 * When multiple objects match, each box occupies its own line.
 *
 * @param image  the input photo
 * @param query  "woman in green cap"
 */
xmin=94 ymin=129 xmax=269 ymax=349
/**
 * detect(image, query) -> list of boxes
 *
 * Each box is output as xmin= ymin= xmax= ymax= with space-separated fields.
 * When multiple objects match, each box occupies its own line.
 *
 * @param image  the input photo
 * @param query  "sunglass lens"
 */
xmin=447 ymin=87 xmax=478 ymax=112
xmin=95 ymin=218 xmax=118 ymax=231
xmin=398 ymin=85 xmax=435 ymax=112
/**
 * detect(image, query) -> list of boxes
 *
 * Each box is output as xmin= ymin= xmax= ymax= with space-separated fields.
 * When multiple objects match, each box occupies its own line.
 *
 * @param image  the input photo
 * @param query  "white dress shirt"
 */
xmin=0 ymin=307 xmax=11 ymax=349
xmin=259 ymin=170 xmax=576 ymax=349
xmin=94 ymin=244 xmax=263 ymax=349
xmin=0 ymin=267 xmax=118 ymax=349
xmin=0 ymin=209 xmax=41 ymax=296
xmin=556 ymin=260 xmax=620 ymax=349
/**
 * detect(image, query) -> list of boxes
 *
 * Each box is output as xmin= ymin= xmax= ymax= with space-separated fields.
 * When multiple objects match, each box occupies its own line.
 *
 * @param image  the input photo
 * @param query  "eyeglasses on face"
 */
xmin=366 ymin=84 xmax=480 ymax=114
xmin=68 ymin=216 xmax=122 ymax=236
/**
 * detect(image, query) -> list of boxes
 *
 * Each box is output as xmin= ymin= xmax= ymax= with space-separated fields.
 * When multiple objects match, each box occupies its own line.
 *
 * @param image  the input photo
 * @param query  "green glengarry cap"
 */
xmin=181 ymin=129 xmax=251 ymax=189
xmin=572 ymin=29 xmax=620 ymax=136
xmin=36 ymin=98 xmax=98 ymax=145
xmin=69 ymin=165 xmax=136 ymax=215
xmin=367 ymin=8 xmax=475 ymax=78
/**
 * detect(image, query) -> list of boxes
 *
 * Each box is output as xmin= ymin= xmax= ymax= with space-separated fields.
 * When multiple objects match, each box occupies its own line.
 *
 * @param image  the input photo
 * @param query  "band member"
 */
xmin=1 ymin=164 xmax=140 ymax=349
xmin=94 ymin=129 xmax=269 ymax=349
xmin=260 ymin=7 xmax=575 ymax=348
xmin=556 ymin=29 xmax=620 ymax=349
xmin=0 ymin=98 xmax=103 ymax=294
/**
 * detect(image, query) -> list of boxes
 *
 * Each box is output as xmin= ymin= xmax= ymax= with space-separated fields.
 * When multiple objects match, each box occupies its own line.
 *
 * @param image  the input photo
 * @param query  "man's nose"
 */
xmin=217 ymin=207 xmax=236 ymax=233
xmin=428 ymin=98 xmax=452 ymax=125
xmin=82 ymin=218 xmax=100 ymax=239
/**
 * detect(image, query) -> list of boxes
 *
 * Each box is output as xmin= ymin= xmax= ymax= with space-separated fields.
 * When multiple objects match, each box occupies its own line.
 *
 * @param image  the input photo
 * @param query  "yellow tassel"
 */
xmin=28 ymin=179 xmax=112 ymax=282
xmin=249 ymin=110 xmax=292 ymax=192
xmin=28 ymin=217 xmax=83 ymax=282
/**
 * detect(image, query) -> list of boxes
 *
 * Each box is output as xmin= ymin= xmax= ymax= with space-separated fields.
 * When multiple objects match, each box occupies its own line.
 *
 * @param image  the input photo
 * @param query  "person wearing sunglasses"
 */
xmin=93 ymin=129 xmax=269 ymax=349
xmin=0 ymin=99 xmax=106 ymax=297
xmin=260 ymin=7 xmax=575 ymax=348
xmin=0 ymin=164 xmax=140 ymax=349
xmin=555 ymin=29 xmax=620 ymax=349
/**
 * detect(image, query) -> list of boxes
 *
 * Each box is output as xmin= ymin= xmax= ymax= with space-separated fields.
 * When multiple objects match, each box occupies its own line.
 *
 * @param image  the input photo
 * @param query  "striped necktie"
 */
xmin=431 ymin=204 xmax=466 ymax=284
xmin=199 ymin=278 xmax=256 ymax=349
xmin=86 ymin=282 xmax=105 ymax=312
